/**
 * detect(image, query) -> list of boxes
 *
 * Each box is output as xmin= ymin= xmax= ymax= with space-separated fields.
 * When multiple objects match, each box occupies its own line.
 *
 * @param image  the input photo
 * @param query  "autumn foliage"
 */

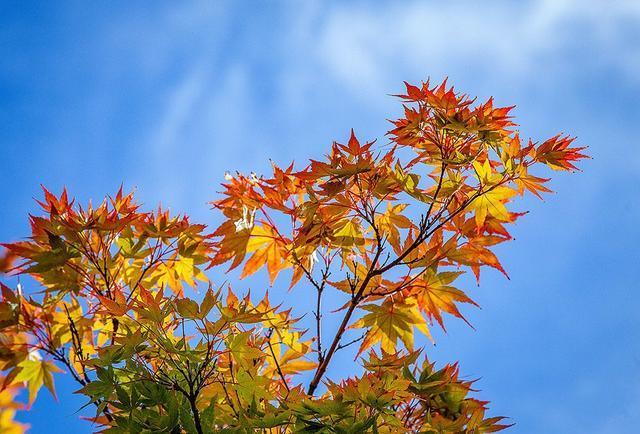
xmin=0 ymin=79 xmax=586 ymax=433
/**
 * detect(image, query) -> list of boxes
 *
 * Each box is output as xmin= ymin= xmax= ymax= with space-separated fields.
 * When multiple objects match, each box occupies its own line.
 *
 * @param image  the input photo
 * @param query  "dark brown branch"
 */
xmin=307 ymin=169 xmax=514 ymax=395
xmin=188 ymin=393 xmax=204 ymax=434
xmin=63 ymin=304 xmax=91 ymax=383
xmin=266 ymin=329 xmax=290 ymax=393
xmin=336 ymin=334 xmax=364 ymax=352
xmin=48 ymin=349 xmax=113 ymax=422
xmin=307 ymin=222 xmax=385 ymax=395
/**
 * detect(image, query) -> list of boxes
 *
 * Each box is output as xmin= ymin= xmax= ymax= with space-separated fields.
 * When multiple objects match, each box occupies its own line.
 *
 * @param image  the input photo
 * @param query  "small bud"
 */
xmin=27 ymin=348 xmax=42 ymax=361
xmin=234 ymin=205 xmax=256 ymax=232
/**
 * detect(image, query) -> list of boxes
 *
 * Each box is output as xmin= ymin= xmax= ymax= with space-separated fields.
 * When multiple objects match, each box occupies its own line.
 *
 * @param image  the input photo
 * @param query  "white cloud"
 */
xmin=315 ymin=0 xmax=640 ymax=98
xmin=150 ymin=64 xmax=208 ymax=155
xmin=105 ymin=1 xmax=231 ymax=79
xmin=137 ymin=62 xmax=251 ymax=213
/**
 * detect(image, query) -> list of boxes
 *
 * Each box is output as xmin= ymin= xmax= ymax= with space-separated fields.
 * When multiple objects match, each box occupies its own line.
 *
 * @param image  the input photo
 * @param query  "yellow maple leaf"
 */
xmin=330 ymin=218 xmax=366 ymax=249
xmin=13 ymin=358 xmax=63 ymax=405
xmin=469 ymin=186 xmax=516 ymax=226
xmin=376 ymin=203 xmax=414 ymax=251
xmin=351 ymin=297 xmax=431 ymax=357
xmin=242 ymin=224 xmax=290 ymax=284
xmin=408 ymin=268 xmax=477 ymax=330
xmin=470 ymin=159 xmax=517 ymax=226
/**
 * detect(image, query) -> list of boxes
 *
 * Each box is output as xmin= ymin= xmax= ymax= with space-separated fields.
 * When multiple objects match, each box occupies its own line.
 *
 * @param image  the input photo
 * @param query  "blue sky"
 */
xmin=1 ymin=1 xmax=639 ymax=432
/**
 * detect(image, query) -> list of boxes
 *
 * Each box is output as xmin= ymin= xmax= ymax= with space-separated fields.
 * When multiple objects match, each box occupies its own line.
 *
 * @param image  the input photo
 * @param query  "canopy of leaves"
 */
xmin=0 ymin=78 xmax=586 ymax=433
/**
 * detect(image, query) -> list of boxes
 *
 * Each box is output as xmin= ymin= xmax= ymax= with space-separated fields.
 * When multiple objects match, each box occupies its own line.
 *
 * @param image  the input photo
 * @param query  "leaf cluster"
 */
xmin=0 ymin=79 xmax=586 ymax=433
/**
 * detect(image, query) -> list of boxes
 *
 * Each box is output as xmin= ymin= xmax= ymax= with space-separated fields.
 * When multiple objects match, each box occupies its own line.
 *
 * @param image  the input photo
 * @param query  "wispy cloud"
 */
xmin=150 ymin=64 xmax=208 ymax=155
xmin=315 ymin=0 xmax=640 ymax=99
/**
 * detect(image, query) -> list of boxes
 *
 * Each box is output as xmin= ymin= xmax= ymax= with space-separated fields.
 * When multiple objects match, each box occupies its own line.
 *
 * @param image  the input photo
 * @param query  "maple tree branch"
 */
xmin=47 ymin=347 xmax=114 ymax=422
xmin=63 ymin=304 xmax=91 ymax=383
xmin=285 ymin=227 xmax=332 ymax=366
xmin=172 ymin=376 xmax=204 ymax=434
xmin=188 ymin=393 xmax=204 ymax=434
xmin=425 ymin=162 xmax=447 ymax=224
xmin=376 ymin=175 xmax=512 ymax=279
xmin=307 ymin=296 xmax=359 ymax=395
xmin=49 ymin=348 xmax=85 ymax=386
xmin=266 ymin=328 xmax=290 ymax=393
xmin=124 ymin=238 xmax=163 ymax=303
xmin=0 ymin=78 xmax=586 ymax=434
xmin=314 ymin=266 xmax=330 ymax=365
xmin=220 ymin=378 xmax=240 ymax=418
xmin=336 ymin=334 xmax=365 ymax=352
xmin=307 ymin=219 xmax=385 ymax=395
xmin=307 ymin=172 xmax=516 ymax=395
xmin=375 ymin=164 xmax=447 ymax=276
xmin=315 ymin=280 xmax=324 ymax=364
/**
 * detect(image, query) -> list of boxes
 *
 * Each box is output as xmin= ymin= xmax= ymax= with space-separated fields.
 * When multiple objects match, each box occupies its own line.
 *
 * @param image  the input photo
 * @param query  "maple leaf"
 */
xmin=0 ymin=379 xmax=27 ymax=434
xmin=535 ymin=134 xmax=588 ymax=171
xmin=469 ymin=160 xmax=517 ymax=226
xmin=330 ymin=218 xmax=366 ymax=249
xmin=376 ymin=203 xmax=414 ymax=252
xmin=447 ymin=240 xmax=508 ymax=282
xmin=241 ymin=224 xmax=290 ymax=284
xmin=351 ymin=297 xmax=431 ymax=357
xmin=97 ymin=289 xmax=130 ymax=317
xmin=0 ymin=249 xmax=17 ymax=274
xmin=12 ymin=358 xmax=63 ymax=405
xmin=227 ymin=332 xmax=265 ymax=370
xmin=469 ymin=186 xmax=516 ymax=226
xmin=515 ymin=168 xmax=552 ymax=199
xmin=406 ymin=267 xmax=477 ymax=330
